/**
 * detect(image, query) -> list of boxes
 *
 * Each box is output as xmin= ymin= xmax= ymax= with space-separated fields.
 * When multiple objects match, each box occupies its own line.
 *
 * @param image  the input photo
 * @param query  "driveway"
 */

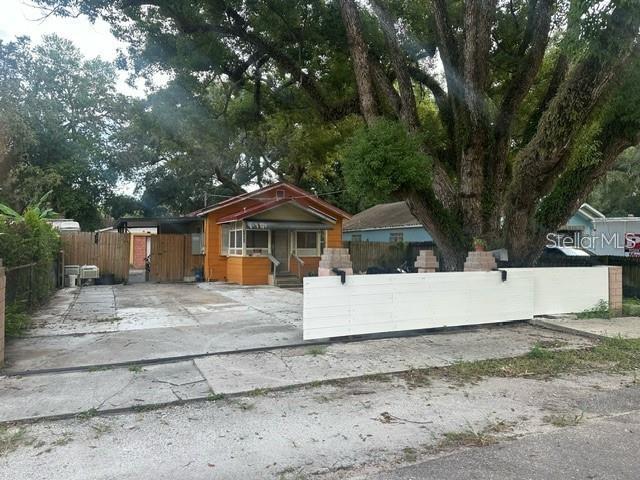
xmin=2 ymin=282 xmax=303 ymax=373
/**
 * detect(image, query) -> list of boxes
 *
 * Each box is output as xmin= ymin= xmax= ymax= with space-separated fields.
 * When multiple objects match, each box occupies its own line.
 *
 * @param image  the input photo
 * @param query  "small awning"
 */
xmin=245 ymin=221 xmax=332 ymax=230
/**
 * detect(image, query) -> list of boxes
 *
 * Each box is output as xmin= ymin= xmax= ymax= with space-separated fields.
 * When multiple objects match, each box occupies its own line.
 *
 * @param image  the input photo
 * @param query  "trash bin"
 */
xmin=68 ymin=274 xmax=78 ymax=287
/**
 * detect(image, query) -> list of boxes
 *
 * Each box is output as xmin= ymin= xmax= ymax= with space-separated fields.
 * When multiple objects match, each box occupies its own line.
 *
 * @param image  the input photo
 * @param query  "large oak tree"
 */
xmin=37 ymin=0 xmax=640 ymax=268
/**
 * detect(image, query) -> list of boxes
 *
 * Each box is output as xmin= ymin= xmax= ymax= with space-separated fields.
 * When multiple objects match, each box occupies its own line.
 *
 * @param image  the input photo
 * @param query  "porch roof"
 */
xmin=216 ymin=199 xmax=336 ymax=224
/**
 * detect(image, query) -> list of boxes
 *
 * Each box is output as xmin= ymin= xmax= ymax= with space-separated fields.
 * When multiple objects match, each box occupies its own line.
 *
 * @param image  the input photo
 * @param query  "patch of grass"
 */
xmin=90 ymin=423 xmax=112 ymax=438
xmin=402 ymin=368 xmax=431 ymax=388
xmin=51 ymin=432 xmax=73 ymax=447
xmin=436 ymin=428 xmax=496 ymax=450
xmin=623 ymin=297 xmax=640 ymax=316
xmin=5 ymin=304 xmax=31 ymax=337
xmin=441 ymin=337 xmax=640 ymax=383
xmin=0 ymin=425 xmax=32 ymax=456
xmin=128 ymin=365 xmax=144 ymax=373
xmin=543 ymin=412 xmax=584 ymax=427
xmin=576 ymin=300 xmax=610 ymax=319
xmin=88 ymin=366 xmax=110 ymax=372
xmin=248 ymin=388 xmax=268 ymax=397
xmin=207 ymin=392 xmax=224 ymax=401
xmin=402 ymin=446 xmax=418 ymax=462
xmin=75 ymin=408 xmax=98 ymax=420
xmin=306 ymin=345 xmax=327 ymax=356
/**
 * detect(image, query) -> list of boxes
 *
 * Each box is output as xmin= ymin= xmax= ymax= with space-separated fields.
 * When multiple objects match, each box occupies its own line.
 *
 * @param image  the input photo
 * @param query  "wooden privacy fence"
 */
xmin=150 ymin=234 xmax=204 ymax=282
xmin=343 ymin=241 xmax=434 ymax=273
xmin=60 ymin=232 xmax=130 ymax=282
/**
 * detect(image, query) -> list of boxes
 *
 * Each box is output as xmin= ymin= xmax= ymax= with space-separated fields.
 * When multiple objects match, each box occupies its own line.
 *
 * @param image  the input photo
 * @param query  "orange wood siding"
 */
xmin=227 ymin=256 xmax=270 ymax=285
xmin=327 ymin=218 xmax=343 ymax=247
xmin=290 ymin=256 xmax=320 ymax=276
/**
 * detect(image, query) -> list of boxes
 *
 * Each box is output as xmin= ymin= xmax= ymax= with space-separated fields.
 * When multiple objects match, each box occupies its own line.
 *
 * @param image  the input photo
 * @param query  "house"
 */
xmin=343 ymin=201 xmax=432 ymax=244
xmin=194 ymin=182 xmax=351 ymax=285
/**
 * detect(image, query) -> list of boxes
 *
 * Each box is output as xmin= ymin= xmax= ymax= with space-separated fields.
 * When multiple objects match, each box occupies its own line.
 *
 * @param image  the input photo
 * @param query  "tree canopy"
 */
xmin=25 ymin=1 xmax=640 ymax=266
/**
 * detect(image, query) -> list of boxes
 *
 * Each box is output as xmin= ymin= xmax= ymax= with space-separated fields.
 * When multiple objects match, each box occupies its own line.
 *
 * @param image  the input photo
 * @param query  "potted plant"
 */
xmin=472 ymin=237 xmax=487 ymax=252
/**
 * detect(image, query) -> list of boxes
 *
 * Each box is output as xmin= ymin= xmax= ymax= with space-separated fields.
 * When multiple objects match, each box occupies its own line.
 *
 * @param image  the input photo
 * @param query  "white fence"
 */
xmin=302 ymin=267 xmax=610 ymax=340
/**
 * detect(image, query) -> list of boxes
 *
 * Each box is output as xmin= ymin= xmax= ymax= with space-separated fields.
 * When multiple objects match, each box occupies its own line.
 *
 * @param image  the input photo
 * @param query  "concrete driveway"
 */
xmin=2 ymin=282 xmax=303 ymax=373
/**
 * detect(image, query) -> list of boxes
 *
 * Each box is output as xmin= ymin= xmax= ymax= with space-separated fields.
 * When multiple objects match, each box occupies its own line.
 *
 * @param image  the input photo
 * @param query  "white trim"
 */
xmin=343 ymin=224 xmax=424 ymax=233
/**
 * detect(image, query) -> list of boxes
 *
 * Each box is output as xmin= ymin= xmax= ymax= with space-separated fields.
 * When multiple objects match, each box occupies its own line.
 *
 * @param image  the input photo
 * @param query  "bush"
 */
xmin=0 ymin=207 xmax=60 ymax=335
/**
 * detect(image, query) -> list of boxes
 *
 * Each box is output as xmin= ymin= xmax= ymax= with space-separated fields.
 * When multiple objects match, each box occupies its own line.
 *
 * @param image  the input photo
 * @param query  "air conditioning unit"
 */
xmin=64 ymin=265 xmax=80 ymax=277
xmin=79 ymin=265 xmax=100 ymax=280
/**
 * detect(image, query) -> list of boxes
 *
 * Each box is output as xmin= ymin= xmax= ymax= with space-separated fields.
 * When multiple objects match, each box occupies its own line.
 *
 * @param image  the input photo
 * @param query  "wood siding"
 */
xmin=227 ymin=256 xmax=271 ymax=285
xmin=290 ymin=256 xmax=320 ymax=276
xmin=150 ymin=234 xmax=204 ymax=282
xmin=61 ymin=232 xmax=130 ymax=282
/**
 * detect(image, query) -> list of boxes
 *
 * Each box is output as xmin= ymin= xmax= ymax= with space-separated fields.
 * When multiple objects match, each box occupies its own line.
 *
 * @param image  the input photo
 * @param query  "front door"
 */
xmin=272 ymin=230 xmax=289 ymax=272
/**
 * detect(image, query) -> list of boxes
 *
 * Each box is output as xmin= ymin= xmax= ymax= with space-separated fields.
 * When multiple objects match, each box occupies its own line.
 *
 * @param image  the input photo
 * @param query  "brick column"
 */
xmin=318 ymin=248 xmax=353 ymax=276
xmin=414 ymin=250 xmax=439 ymax=273
xmin=463 ymin=251 xmax=497 ymax=272
xmin=0 ymin=259 xmax=5 ymax=367
xmin=608 ymin=266 xmax=623 ymax=315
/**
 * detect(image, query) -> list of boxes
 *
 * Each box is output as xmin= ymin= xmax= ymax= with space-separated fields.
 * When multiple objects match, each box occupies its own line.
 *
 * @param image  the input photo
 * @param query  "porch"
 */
xmin=221 ymin=221 xmax=328 ymax=286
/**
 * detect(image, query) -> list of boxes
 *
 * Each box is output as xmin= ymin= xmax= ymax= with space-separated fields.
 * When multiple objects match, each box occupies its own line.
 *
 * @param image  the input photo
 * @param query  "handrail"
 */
xmin=267 ymin=254 xmax=280 ymax=283
xmin=291 ymin=253 xmax=305 ymax=281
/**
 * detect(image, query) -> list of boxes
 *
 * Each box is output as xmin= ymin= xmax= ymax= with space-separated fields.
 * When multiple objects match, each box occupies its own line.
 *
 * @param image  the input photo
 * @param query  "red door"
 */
xmin=133 ymin=236 xmax=147 ymax=268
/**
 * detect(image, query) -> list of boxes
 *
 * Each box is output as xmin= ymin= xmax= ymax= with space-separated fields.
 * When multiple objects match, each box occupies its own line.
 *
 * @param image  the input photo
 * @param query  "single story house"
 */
xmin=193 ymin=182 xmax=351 ymax=285
xmin=343 ymin=201 xmax=432 ymax=244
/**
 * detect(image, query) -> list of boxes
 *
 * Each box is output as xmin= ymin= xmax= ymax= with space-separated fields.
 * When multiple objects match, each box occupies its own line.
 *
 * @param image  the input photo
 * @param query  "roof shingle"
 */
xmin=344 ymin=202 xmax=420 ymax=231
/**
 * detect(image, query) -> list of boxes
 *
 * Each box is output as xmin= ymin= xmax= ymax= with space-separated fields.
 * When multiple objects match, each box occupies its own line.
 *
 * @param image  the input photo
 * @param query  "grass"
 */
xmin=439 ymin=337 xmax=640 ymax=383
xmin=543 ymin=412 xmax=584 ymax=427
xmin=576 ymin=300 xmax=610 ymax=319
xmin=207 ymin=392 xmax=225 ymax=401
xmin=128 ymin=365 xmax=144 ymax=373
xmin=5 ymin=304 xmax=31 ymax=337
xmin=402 ymin=368 xmax=431 ymax=388
xmin=623 ymin=297 xmax=640 ymax=316
xmin=75 ymin=408 xmax=98 ymax=420
xmin=306 ymin=345 xmax=327 ymax=356
xmin=436 ymin=428 xmax=497 ymax=450
xmin=0 ymin=425 xmax=32 ymax=456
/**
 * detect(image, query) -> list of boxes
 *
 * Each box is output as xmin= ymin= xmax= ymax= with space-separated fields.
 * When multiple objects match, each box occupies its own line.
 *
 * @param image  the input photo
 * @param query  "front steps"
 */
xmin=275 ymin=272 xmax=303 ymax=289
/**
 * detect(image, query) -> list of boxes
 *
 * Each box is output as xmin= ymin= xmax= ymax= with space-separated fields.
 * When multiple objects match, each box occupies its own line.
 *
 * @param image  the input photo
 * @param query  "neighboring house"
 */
xmin=47 ymin=218 xmax=81 ymax=232
xmin=193 ymin=182 xmax=351 ymax=285
xmin=555 ymin=203 xmax=604 ymax=245
xmin=343 ymin=202 xmax=432 ymax=244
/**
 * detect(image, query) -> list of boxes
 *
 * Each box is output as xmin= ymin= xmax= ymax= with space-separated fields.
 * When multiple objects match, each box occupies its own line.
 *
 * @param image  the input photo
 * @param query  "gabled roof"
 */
xmin=194 ymin=181 xmax=351 ymax=219
xmin=344 ymin=201 xmax=422 ymax=232
xmin=216 ymin=199 xmax=336 ymax=224
xmin=576 ymin=203 xmax=605 ymax=221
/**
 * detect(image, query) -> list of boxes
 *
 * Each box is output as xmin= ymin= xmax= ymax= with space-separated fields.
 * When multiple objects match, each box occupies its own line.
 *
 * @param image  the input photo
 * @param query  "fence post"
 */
xmin=0 ymin=259 xmax=5 ymax=367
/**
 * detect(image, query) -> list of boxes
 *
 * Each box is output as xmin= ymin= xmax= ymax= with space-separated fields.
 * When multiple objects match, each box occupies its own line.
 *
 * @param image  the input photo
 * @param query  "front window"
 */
xmin=246 ymin=230 xmax=269 ymax=255
xmin=296 ymin=231 xmax=319 ymax=256
xmin=228 ymin=222 xmax=243 ymax=255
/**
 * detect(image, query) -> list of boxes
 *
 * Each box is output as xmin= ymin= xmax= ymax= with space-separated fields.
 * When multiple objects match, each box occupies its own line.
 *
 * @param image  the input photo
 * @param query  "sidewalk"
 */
xmin=0 ymin=324 xmax=592 ymax=423
xmin=532 ymin=316 xmax=640 ymax=339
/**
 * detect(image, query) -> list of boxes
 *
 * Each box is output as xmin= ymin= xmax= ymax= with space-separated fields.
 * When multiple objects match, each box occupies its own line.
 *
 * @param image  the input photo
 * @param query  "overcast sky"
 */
xmin=0 ymin=0 xmax=145 ymax=96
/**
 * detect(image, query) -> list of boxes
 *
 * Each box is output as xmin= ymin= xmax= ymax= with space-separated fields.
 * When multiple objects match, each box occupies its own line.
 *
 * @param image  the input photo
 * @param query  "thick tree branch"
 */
xmin=370 ymin=0 xmax=420 ymax=131
xmin=339 ymin=0 xmax=378 ymax=123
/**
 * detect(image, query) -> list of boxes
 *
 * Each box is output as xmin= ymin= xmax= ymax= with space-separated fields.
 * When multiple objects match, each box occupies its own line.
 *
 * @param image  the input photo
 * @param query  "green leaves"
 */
xmin=340 ymin=119 xmax=432 ymax=207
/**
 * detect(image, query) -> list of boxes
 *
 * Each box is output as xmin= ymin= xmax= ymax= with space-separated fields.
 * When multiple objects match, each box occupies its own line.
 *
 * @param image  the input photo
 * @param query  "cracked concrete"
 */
xmin=194 ymin=324 xmax=593 ymax=395
xmin=533 ymin=315 xmax=640 ymax=339
xmin=3 ymin=283 xmax=304 ymax=373
xmin=1 ymin=370 xmax=638 ymax=479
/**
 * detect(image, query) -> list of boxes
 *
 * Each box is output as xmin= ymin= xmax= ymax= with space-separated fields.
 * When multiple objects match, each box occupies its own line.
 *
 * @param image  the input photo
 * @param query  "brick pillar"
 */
xmin=414 ymin=250 xmax=439 ymax=273
xmin=0 ymin=259 xmax=5 ymax=367
xmin=608 ymin=266 xmax=623 ymax=315
xmin=464 ymin=251 xmax=497 ymax=272
xmin=318 ymin=248 xmax=353 ymax=276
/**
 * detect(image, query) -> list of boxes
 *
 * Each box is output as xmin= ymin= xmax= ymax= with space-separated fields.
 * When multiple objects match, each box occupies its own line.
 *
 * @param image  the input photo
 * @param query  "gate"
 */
xmin=61 ymin=232 xmax=130 ymax=282
xmin=149 ymin=234 xmax=204 ymax=282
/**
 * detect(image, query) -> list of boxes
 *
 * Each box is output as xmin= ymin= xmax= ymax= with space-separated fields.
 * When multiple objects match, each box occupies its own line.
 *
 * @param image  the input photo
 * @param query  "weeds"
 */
xmin=0 ymin=426 xmax=32 ymax=456
xmin=306 ymin=346 xmax=327 ymax=356
xmin=75 ymin=408 xmax=98 ymax=420
xmin=128 ymin=365 xmax=144 ymax=373
xmin=436 ymin=428 xmax=496 ymax=450
xmin=5 ymin=304 xmax=31 ymax=337
xmin=207 ymin=392 xmax=224 ymax=401
xmin=576 ymin=300 xmax=610 ymax=319
xmin=402 ymin=368 xmax=431 ymax=388
xmin=543 ymin=412 xmax=584 ymax=427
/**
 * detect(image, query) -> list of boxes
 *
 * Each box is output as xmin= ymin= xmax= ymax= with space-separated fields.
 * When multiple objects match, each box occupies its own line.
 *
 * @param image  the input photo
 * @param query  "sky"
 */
xmin=0 ymin=0 xmax=145 ymax=96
